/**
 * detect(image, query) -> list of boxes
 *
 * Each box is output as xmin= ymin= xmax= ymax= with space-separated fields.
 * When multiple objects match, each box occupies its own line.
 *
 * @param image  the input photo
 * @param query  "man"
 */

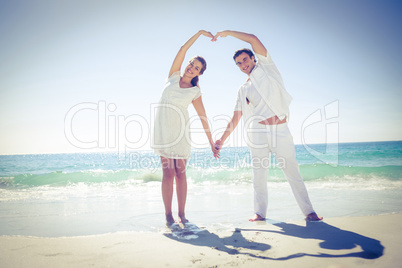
xmin=213 ymin=30 xmax=322 ymax=222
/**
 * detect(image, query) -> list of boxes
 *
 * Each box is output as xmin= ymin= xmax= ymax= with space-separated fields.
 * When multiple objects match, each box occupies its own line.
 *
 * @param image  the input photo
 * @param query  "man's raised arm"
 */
xmin=212 ymin=30 xmax=267 ymax=56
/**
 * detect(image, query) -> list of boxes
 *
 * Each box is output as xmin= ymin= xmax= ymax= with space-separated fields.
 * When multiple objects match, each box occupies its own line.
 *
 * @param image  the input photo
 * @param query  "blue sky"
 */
xmin=0 ymin=0 xmax=401 ymax=154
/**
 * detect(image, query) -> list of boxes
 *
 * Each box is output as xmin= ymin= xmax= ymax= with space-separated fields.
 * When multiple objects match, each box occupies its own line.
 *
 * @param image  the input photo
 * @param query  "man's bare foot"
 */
xmin=166 ymin=214 xmax=175 ymax=226
xmin=305 ymin=212 xmax=323 ymax=221
xmin=178 ymin=214 xmax=189 ymax=224
xmin=249 ymin=214 xmax=265 ymax=222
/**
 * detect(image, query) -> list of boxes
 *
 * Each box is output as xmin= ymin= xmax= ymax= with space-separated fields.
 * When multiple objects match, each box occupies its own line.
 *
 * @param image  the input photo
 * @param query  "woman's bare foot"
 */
xmin=305 ymin=212 xmax=323 ymax=221
xmin=166 ymin=214 xmax=175 ymax=226
xmin=249 ymin=214 xmax=265 ymax=222
xmin=178 ymin=214 xmax=189 ymax=224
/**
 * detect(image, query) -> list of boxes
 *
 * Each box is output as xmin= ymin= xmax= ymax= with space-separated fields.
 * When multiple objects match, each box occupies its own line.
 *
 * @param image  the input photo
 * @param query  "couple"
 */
xmin=152 ymin=30 xmax=323 ymax=225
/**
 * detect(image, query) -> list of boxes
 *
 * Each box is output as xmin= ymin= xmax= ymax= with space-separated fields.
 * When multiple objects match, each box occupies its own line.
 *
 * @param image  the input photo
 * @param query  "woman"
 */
xmin=152 ymin=30 xmax=218 ymax=225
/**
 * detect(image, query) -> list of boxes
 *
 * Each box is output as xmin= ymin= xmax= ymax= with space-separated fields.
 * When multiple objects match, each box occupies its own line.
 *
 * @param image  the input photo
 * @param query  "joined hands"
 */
xmin=211 ymin=139 xmax=223 ymax=159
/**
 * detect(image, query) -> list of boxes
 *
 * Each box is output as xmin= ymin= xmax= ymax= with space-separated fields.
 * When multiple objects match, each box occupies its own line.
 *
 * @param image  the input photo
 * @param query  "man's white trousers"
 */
xmin=247 ymin=122 xmax=315 ymax=218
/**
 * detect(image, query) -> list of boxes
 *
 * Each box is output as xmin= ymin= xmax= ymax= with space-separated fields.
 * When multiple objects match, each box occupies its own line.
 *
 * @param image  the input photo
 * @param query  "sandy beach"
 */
xmin=1 ymin=213 xmax=400 ymax=268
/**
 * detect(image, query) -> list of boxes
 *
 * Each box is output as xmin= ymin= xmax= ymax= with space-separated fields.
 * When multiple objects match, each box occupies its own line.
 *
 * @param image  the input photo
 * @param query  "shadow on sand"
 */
xmin=164 ymin=220 xmax=384 ymax=261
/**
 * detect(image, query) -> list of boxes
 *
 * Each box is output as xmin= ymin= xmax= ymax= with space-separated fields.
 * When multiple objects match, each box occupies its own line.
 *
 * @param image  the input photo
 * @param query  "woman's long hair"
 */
xmin=190 ymin=56 xmax=207 ymax=87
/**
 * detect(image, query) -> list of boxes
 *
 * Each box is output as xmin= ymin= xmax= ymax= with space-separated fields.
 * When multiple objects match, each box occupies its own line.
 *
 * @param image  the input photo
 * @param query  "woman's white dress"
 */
xmin=152 ymin=71 xmax=201 ymax=159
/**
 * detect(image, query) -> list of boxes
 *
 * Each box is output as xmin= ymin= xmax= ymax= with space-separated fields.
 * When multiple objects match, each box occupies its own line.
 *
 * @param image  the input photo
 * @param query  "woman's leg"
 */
xmin=174 ymin=159 xmax=188 ymax=223
xmin=161 ymin=156 xmax=176 ymax=224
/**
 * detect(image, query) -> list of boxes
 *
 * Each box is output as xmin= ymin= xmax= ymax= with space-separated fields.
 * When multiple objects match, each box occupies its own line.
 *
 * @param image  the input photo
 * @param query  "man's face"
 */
xmin=235 ymin=52 xmax=256 ymax=75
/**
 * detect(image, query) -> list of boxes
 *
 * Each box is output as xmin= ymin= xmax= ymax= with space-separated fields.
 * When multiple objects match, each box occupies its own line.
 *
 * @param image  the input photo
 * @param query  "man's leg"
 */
xmin=271 ymin=124 xmax=315 ymax=216
xmin=248 ymin=124 xmax=271 ymax=220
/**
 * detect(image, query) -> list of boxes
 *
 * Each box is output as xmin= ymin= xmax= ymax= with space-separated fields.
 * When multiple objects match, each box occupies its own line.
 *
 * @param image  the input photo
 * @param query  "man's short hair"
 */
xmin=233 ymin=48 xmax=256 ymax=62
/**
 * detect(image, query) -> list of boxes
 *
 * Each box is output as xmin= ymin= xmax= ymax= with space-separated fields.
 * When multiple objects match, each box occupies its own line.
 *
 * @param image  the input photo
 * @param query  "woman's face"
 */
xmin=184 ymin=59 xmax=203 ymax=78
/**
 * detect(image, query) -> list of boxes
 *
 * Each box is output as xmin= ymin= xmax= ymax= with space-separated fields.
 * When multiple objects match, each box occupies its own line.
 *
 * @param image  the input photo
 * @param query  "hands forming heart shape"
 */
xmin=198 ymin=30 xmax=230 ymax=42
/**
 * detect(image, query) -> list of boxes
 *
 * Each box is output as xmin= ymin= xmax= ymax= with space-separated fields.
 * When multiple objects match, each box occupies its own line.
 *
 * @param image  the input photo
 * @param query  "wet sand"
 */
xmin=1 ymin=213 xmax=400 ymax=268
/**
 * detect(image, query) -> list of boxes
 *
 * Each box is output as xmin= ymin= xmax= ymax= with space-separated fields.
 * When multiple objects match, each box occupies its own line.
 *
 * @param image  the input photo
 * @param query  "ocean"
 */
xmin=1 ymin=141 xmax=401 ymax=237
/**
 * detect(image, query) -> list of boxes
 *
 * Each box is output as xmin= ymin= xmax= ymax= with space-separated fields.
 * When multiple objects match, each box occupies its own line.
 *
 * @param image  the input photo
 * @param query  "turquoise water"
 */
xmin=0 ymin=141 xmax=401 ymax=237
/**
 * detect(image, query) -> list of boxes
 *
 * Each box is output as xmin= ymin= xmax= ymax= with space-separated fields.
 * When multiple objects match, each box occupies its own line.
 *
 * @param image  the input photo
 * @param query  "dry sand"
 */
xmin=1 ymin=213 xmax=400 ymax=268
